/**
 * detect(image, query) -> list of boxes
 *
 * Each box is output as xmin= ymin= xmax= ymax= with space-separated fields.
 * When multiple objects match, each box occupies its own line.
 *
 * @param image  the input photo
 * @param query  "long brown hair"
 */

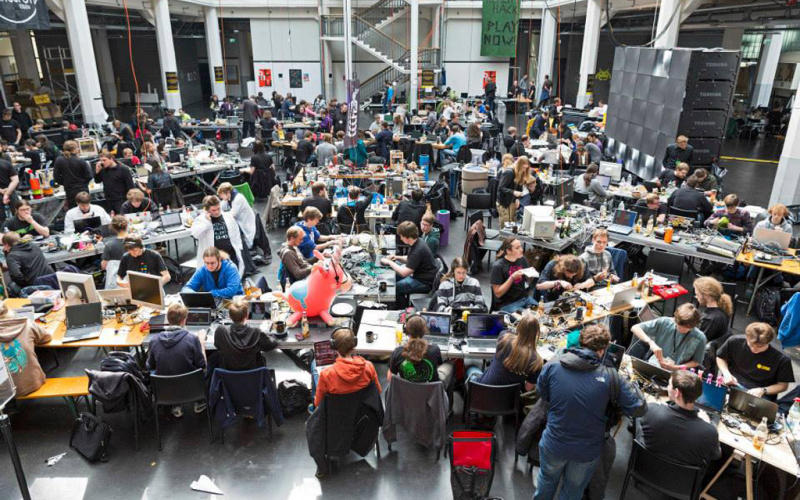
xmin=402 ymin=315 xmax=429 ymax=363
xmin=693 ymin=277 xmax=733 ymax=317
xmin=442 ymin=257 xmax=468 ymax=282
xmin=498 ymin=313 xmax=542 ymax=375
xmin=553 ymin=255 xmax=584 ymax=280
xmin=514 ymin=156 xmax=531 ymax=186
xmin=583 ymin=163 xmax=598 ymax=185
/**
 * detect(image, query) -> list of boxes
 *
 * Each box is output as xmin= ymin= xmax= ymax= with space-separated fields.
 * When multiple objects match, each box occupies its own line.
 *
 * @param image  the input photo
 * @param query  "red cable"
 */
xmin=121 ymin=0 xmax=143 ymax=150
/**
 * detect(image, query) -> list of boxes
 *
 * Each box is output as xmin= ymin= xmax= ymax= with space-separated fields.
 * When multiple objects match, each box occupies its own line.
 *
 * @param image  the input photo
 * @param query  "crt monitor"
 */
xmin=128 ymin=271 xmax=165 ymax=310
xmin=420 ymin=312 xmax=452 ymax=335
xmin=76 ymin=137 xmax=98 ymax=157
xmin=467 ymin=314 xmax=506 ymax=339
xmin=57 ymin=272 xmax=99 ymax=304
xmin=599 ymin=161 xmax=622 ymax=182
xmin=168 ymin=147 xmax=188 ymax=164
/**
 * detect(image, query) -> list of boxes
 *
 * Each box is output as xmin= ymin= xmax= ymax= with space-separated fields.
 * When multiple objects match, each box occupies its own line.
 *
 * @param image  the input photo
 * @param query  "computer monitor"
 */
xmin=128 ymin=271 xmax=165 ymax=310
xmin=596 ymin=174 xmax=612 ymax=189
xmin=466 ymin=313 xmax=505 ymax=339
xmin=612 ymin=209 xmax=638 ymax=228
xmin=599 ymin=161 xmax=622 ymax=182
xmin=73 ymin=216 xmax=102 ymax=233
xmin=76 ymin=137 xmax=98 ymax=157
xmin=186 ymin=308 xmax=212 ymax=326
xmin=388 ymin=178 xmax=404 ymax=198
xmin=249 ymin=301 xmax=269 ymax=320
xmin=168 ymin=147 xmax=187 ymax=164
xmin=57 ymin=272 xmax=99 ymax=304
xmin=420 ymin=312 xmax=452 ymax=335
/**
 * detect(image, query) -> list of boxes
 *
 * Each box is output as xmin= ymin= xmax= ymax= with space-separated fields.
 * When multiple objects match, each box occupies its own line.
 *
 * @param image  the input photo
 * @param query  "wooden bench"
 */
xmin=17 ymin=377 xmax=91 ymax=418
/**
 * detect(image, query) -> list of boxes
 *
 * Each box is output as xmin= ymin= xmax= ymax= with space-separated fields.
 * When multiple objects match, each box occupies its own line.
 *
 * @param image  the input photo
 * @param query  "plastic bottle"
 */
xmin=301 ymin=312 xmax=310 ymax=339
xmin=618 ymin=201 xmax=625 ymax=212
xmin=632 ymin=273 xmax=638 ymax=288
xmin=538 ymin=301 xmax=545 ymax=316
xmin=753 ymin=417 xmax=768 ymax=451
xmin=664 ymin=226 xmax=674 ymax=244
xmin=788 ymin=398 xmax=800 ymax=436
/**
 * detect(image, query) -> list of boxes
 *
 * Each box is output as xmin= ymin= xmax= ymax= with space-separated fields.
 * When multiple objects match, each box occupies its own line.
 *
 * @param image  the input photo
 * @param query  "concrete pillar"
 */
xmin=91 ymin=28 xmax=117 ymax=109
xmin=153 ymin=0 xmax=182 ymax=110
xmin=536 ymin=8 xmax=556 ymax=98
xmin=769 ymin=83 xmax=800 ymax=205
xmin=791 ymin=63 xmax=800 ymax=91
xmin=409 ymin=0 xmax=419 ymax=110
xmin=322 ymin=40 xmax=334 ymax=99
xmin=204 ymin=7 xmax=226 ymax=99
xmin=721 ymin=28 xmax=744 ymax=51
xmin=62 ymin=0 xmax=107 ymax=124
xmin=432 ymin=5 xmax=441 ymax=49
xmin=343 ymin=0 xmax=354 ymax=82
xmin=9 ymin=31 xmax=41 ymax=89
xmin=653 ymin=0 xmax=680 ymax=49
xmin=576 ymin=0 xmax=601 ymax=108
xmin=751 ymin=32 xmax=784 ymax=109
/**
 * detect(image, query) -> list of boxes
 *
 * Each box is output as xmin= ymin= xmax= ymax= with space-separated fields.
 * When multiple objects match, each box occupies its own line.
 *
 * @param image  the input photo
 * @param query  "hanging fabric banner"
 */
xmin=480 ymin=0 xmax=520 ymax=58
xmin=344 ymin=79 xmax=360 ymax=149
xmin=0 ymin=0 xmax=50 ymax=30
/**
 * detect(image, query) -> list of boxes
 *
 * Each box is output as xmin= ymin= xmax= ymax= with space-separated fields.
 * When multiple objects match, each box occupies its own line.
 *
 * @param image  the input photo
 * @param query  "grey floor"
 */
xmin=0 ymin=111 xmax=794 ymax=500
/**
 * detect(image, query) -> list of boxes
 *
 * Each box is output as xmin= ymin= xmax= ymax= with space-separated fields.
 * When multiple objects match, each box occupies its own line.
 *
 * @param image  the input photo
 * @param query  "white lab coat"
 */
xmin=64 ymin=204 xmax=112 ymax=234
xmin=222 ymin=192 xmax=256 ymax=248
xmin=189 ymin=212 xmax=245 ymax=277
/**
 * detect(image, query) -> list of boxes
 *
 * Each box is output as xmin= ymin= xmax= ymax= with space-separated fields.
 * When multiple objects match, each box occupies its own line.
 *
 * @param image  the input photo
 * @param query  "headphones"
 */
xmin=402 ymin=311 xmax=422 ymax=334
xmin=329 ymin=326 xmax=357 ymax=352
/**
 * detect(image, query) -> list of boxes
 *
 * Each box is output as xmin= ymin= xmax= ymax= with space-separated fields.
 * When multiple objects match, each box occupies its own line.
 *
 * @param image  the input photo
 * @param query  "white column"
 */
xmin=790 ymin=63 xmax=800 ymax=91
xmin=153 ymin=0 xmax=182 ymax=110
xmin=62 ymin=0 xmax=107 ymax=125
xmin=343 ymin=0 xmax=354 ymax=81
xmin=432 ymin=5 xmax=441 ymax=49
xmin=769 ymin=84 xmax=800 ymax=205
xmin=204 ymin=7 xmax=226 ymax=99
xmin=91 ymin=28 xmax=117 ymax=109
xmin=576 ymin=0 xmax=601 ymax=108
xmin=653 ymin=0 xmax=680 ymax=49
xmin=409 ymin=0 xmax=419 ymax=110
xmin=9 ymin=30 xmax=41 ymax=89
xmin=751 ymin=32 xmax=784 ymax=109
xmin=536 ymin=8 xmax=556 ymax=98
xmin=721 ymin=28 xmax=744 ymax=51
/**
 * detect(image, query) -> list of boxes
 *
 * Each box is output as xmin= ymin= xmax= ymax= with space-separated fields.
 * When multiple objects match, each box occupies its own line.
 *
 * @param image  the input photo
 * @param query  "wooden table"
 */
xmin=736 ymin=249 xmax=800 ymax=315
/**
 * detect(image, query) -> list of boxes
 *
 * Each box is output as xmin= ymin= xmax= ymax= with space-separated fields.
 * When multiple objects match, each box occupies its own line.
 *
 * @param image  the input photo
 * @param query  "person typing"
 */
xmin=182 ymin=247 xmax=244 ymax=300
xmin=631 ymin=304 xmax=706 ymax=370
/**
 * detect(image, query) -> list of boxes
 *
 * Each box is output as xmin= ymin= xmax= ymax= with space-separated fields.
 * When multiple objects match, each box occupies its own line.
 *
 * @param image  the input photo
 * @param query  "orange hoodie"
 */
xmin=315 ymin=356 xmax=382 ymax=407
xmin=0 ymin=317 xmax=52 ymax=396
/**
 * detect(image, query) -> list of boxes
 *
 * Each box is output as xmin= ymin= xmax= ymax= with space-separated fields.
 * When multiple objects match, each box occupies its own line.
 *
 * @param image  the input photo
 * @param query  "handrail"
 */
xmin=353 ymin=15 xmax=408 ymax=50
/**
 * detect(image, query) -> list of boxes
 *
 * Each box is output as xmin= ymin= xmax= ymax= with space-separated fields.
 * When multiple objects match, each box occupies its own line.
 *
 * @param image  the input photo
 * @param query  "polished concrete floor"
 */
xmin=0 ymin=112 xmax=795 ymax=499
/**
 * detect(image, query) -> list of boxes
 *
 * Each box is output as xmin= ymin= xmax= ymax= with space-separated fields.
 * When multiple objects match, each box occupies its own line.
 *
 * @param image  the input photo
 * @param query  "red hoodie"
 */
xmin=315 ymin=356 xmax=381 ymax=407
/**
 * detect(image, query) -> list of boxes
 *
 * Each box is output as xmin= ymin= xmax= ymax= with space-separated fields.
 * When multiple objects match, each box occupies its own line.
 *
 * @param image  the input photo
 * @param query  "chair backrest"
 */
xmin=668 ymin=206 xmax=699 ymax=220
xmin=468 ymin=210 xmax=484 ymax=228
xmin=571 ymin=191 xmax=590 ymax=206
xmin=214 ymin=367 xmax=271 ymax=415
xmin=645 ymin=249 xmax=684 ymax=282
xmin=628 ymin=440 xmax=706 ymax=499
xmin=151 ymin=369 xmax=206 ymax=406
xmin=466 ymin=380 xmax=520 ymax=416
xmin=234 ymin=183 xmax=255 ymax=206
xmin=466 ymin=192 xmax=492 ymax=210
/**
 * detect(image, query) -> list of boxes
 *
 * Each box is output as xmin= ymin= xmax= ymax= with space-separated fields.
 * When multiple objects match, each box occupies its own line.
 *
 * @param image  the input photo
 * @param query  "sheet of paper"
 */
xmin=190 ymin=475 xmax=224 ymax=495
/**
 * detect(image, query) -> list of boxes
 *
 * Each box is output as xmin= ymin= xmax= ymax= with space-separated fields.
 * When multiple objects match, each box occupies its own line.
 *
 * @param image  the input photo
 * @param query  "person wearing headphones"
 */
xmin=388 ymin=314 xmax=454 ymax=403
xmin=314 ymin=328 xmax=381 ymax=408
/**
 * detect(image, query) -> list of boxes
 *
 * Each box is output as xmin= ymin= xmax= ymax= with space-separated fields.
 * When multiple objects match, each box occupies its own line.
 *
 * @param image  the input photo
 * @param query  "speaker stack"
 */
xmin=605 ymin=47 xmax=740 ymax=181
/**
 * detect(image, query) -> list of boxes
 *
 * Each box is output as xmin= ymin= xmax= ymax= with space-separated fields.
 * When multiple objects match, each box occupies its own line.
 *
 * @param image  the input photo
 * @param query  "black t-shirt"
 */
xmin=717 ymin=335 xmax=794 ymax=389
xmin=700 ymin=307 xmax=729 ymax=343
xmin=638 ymin=402 xmax=720 ymax=466
xmin=537 ymin=259 xmax=585 ymax=302
xmin=300 ymin=195 xmax=332 ymax=220
xmin=296 ymin=140 xmax=316 ymax=164
xmin=389 ymin=343 xmax=443 ymax=382
xmin=117 ymin=248 xmax=167 ymax=279
xmin=250 ymin=152 xmax=273 ymax=171
xmin=0 ymin=159 xmax=17 ymax=189
xmin=405 ymin=239 xmax=437 ymax=287
xmin=1 ymin=213 xmax=46 ymax=237
xmin=211 ymin=215 xmax=237 ymax=264
xmin=490 ymin=257 xmax=529 ymax=307
xmin=0 ymin=118 xmax=20 ymax=143
xmin=101 ymin=237 xmax=126 ymax=261
xmin=23 ymin=149 xmax=43 ymax=171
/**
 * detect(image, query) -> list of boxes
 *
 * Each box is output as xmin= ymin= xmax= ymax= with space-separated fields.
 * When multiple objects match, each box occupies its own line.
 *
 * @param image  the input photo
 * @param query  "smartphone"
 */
xmin=603 ymin=342 xmax=625 ymax=371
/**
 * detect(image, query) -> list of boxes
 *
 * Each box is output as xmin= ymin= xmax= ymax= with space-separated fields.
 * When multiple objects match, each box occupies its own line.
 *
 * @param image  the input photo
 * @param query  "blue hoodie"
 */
xmin=779 ymin=292 xmax=800 ymax=347
xmin=146 ymin=328 xmax=206 ymax=376
xmin=182 ymin=258 xmax=243 ymax=299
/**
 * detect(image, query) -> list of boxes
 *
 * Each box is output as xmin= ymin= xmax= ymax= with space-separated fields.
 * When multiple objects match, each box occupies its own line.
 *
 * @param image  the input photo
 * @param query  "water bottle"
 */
xmin=753 ymin=417 xmax=768 ymax=451
xmin=788 ymin=398 xmax=800 ymax=436
xmin=618 ymin=200 xmax=625 ymax=212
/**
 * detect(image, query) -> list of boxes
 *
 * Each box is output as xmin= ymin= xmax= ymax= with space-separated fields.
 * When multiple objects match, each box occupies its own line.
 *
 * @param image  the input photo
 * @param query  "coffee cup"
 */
xmin=366 ymin=331 xmax=378 ymax=343
xmin=274 ymin=321 xmax=286 ymax=334
xmin=379 ymin=281 xmax=388 ymax=292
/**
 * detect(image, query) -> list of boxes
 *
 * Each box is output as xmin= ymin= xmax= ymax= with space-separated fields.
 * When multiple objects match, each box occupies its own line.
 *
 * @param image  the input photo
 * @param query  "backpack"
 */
xmin=278 ymin=379 xmax=312 ymax=416
xmin=755 ymin=286 xmax=782 ymax=325
xmin=602 ymin=366 xmax=623 ymax=435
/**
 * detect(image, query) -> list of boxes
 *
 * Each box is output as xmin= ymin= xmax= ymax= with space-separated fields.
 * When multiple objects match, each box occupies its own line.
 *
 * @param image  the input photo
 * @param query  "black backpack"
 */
xmin=278 ymin=379 xmax=311 ymax=416
xmin=755 ymin=286 xmax=782 ymax=326
xmin=603 ymin=366 xmax=623 ymax=435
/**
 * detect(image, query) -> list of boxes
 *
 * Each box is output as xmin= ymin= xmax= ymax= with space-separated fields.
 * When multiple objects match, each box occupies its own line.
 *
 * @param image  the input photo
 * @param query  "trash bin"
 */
xmin=437 ymin=209 xmax=450 ymax=248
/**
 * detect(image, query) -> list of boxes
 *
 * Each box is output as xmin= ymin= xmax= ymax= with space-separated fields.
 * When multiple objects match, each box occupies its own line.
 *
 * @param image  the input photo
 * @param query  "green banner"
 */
xmin=481 ymin=0 xmax=520 ymax=58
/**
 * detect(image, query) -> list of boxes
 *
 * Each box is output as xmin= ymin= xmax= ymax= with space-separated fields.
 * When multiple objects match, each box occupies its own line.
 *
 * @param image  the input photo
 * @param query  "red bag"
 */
xmin=652 ymin=284 xmax=688 ymax=300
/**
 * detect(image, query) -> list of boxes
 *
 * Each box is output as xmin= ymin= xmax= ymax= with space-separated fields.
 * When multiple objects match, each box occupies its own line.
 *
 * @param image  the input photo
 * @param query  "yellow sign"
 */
xmin=33 ymin=94 xmax=51 ymax=105
xmin=165 ymin=72 xmax=179 ymax=93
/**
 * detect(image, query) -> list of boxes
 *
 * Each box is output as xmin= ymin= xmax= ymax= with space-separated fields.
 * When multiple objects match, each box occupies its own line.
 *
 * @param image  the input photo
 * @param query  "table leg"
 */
xmin=745 ymin=455 xmax=754 ymax=500
xmin=700 ymin=451 xmax=741 ymax=500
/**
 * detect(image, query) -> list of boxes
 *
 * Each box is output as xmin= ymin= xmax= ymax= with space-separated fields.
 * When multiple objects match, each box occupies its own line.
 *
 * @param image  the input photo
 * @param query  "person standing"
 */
xmin=484 ymin=77 xmax=497 ymax=120
xmin=0 ymin=152 xmax=18 ymax=223
xmin=11 ymin=102 xmax=32 ymax=139
xmin=94 ymin=152 xmax=134 ymax=214
xmin=497 ymin=157 xmax=531 ymax=227
xmin=538 ymin=75 xmax=552 ymax=108
xmin=190 ymin=195 xmax=245 ymax=276
xmin=0 ymin=109 xmax=22 ymax=146
xmin=241 ymin=95 xmax=259 ymax=139
xmin=217 ymin=182 xmax=256 ymax=249
xmin=54 ymin=140 xmax=93 ymax=209
xmin=383 ymin=81 xmax=394 ymax=114
xmin=662 ymin=135 xmax=694 ymax=170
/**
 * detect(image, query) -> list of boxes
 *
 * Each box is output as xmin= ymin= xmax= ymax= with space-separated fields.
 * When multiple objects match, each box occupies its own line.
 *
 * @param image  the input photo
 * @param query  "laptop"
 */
xmin=160 ymin=211 xmax=184 ymax=234
xmin=607 ymin=209 xmax=637 ymax=235
xmin=695 ymin=381 xmax=727 ymax=426
xmin=727 ymin=388 xmax=779 ymax=424
xmin=603 ymin=342 xmax=625 ymax=370
xmin=186 ymin=308 xmax=212 ymax=328
xmin=630 ymin=357 xmax=671 ymax=389
xmin=637 ymin=304 xmax=659 ymax=323
xmin=247 ymin=301 xmax=270 ymax=326
xmin=62 ymin=302 xmax=104 ymax=343
xmin=597 ymin=174 xmax=612 ymax=189
xmin=753 ymin=226 xmax=792 ymax=251
xmin=464 ymin=313 xmax=506 ymax=354
xmin=181 ymin=292 xmax=221 ymax=310
xmin=595 ymin=287 xmax=638 ymax=310
xmin=73 ymin=216 xmax=102 ymax=233
xmin=314 ymin=340 xmax=337 ymax=367
xmin=420 ymin=312 xmax=452 ymax=349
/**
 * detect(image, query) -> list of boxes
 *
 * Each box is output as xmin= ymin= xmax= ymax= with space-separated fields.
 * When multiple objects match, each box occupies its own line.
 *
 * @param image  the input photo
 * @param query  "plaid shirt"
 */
xmin=580 ymin=248 xmax=616 ymax=279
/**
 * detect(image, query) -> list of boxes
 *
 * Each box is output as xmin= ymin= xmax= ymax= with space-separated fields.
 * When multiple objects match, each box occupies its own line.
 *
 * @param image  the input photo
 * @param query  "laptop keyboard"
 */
xmin=428 ymin=336 xmax=450 ymax=348
xmin=64 ymin=326 xmax=99 ymax=339
xmin=469 ymin=339 xmax=497 ymax=349
xmin=608 ymin=224 xmax=633 ymax=234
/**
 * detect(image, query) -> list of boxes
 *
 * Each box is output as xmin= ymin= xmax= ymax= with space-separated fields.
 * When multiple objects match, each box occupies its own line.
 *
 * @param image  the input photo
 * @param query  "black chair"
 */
xmin=645 ymin=249 xmax=685 ymax=313
xmin=150 ymin=369 xmax=213 ymax=451
xmin=152 ymin=185 xmax=177 ymax=209
xmin=620 ymin=440 xmax=706 ymax=500
xmin=571 ymin=191 xmax=590 ymax=206
xmin=322 ymin=387 xmax=382 ymax=475
xmin=668 ymin=206 xmax=699 ymax=221
xmin=464 ymin=193 xmax=493 ymax=231
xmin=463 ymin=381 xmax=521 ymax=462
xmin=210 ymin=367 xmax=279 ymax=443
xmin=721 ymin=282 xmax=739 ymax=328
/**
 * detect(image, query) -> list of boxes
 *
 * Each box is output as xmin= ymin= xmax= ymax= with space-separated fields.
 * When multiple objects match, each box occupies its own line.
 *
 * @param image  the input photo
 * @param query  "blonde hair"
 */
xmin=513 ymin=156 xmax=531 ymax=186
xmin=499 ymin=313 xmax=542 ymax=375
xmin=746 ymin=322 xmax=775 ymax=345
xmin=693 ymin=277 xmax=733 ymax=316
xmin=723 ymin=194 xmax=739 ymax=208
xmin=217 ymin=182 xmax=234 ymax=195
xmin=768 ymin=204 xmax=790 ymax=219
xmin=674 ymin=303 xmax=701 ymax=328
xmin=126 ymin=188 xmax=145 ymax=202
xmin=302 ymin=206 xmax=322 ymax=221
xmin=676 ymin=163 xmax=690 ymax=173
xmin=167 ymin=303 xmax=188 ymax=326
xmin=592 ymin=228 xmax=609 ymax=240
xmin=501 ymin=154 xmax=514 ymax=168
xmin=645 ymin=193 xmax=660 ymax=205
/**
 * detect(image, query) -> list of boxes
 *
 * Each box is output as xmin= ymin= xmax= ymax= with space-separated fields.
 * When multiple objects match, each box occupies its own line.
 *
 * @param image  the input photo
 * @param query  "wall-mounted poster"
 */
xmin=303 ymin=73 xmax=310 ymax=82
xmin=289 ymin=69 xmax=303 ymax=89
xmin=165 ymin=72 xmax=179 ymax=93
xmin=483 ymin=71 xmax=496 ymax=89
xmin=214 ymin=66 xmax=224 ymax=83
xmin=258 ymin=69 xmax=272 ymax=87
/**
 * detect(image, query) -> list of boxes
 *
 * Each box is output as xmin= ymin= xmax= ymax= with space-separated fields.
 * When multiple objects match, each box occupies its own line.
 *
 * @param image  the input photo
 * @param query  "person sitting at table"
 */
xmin=656 ymin=162 xmax=689 ymax=189
xmin=466 ymin=312 xmax=542 ymax=391
xmin=295 ymin=206 xmax=341 ymax=260
xmin=434 ymin=117 xmax=450 ymax=139
xmin=217 ymin=182 xmax=256 ymax=250
xmin=36 ymin=135 xmax=58 ymax=164
xmin=716 ymin=322 xmax=794 ymax=400
xmin=579 ymin=228 xmax=620 ymax=287
xmin=432 ymin=257 xmax=487 ymax=312
xmin=380 ymin=221 xmax=438 ymax=307
xmin=54 ymin=140 xmax=93 ymax=209
xmin=503 ymin=126 xmax=518 ymax=151
xmin=190 ymin=195 xmax=244 ymax=275
xmin=694 ymin=168 xmax=718 ymax=193
xmin=756 ymin=203 xmax=793 ymax=233
xmin=120 ymin=188 xmax=159 ymax=216
xmin=336 ymin=186 xmax=371 ymax=233
xmin=122 ymin=148 xmax=141 ymax=167
xmin=296 ymin=133 xmax=317 ymax=165
xmin=584 ymin=132 xmax=603 ymax=164
xmin=637 ymin=370 xmax=721 ymax=466
xmin=301 ymin=181 xmax=332 ymax=226
xmin=497 ymin=156 xmax=531 ymax=227
xmin=313 ymin=326 xmax=381 ymax=409
xmin=22 ymin=138 xmax=43 ymax=172
xmin=536 ymin=254 xmax=593 ymax=302
xmin=557 ymin=122 xmax=573 ymax=146
xmin=0 ymin=298 xmax=53 ymax=397
xmin=424 ymin=105 xmax=437 ymax=131
xmin=440 ymin=124 xmax=466 ymax=164
xmin=392 ymin=188 xmax=427 ymax=230
xmin=569 ymin=141 xmax=590 ymax=170
xmin=419 ymin=213 xmax=441 ymax=256
xmin=2 ymin=232 xmax=52 ymax=295
xmin=259 ymin=110 xmax=276 ymax=138
xmin=369 ymin=114 xmax=383 ymax=137
xmin=64 ymin=191 xmax=112 ymax=234
xmin=491 ymin=237 xmax=538 ymax=312
xmin=101 ymin=216 xmax=128 ymax=273
xmin=692 ymin=275 xmax=733 ymax=357
xmin=271 ymin=122 xmax=286 ymax=142
xmin=466 ymin=122 xmax=483 ymax=148
xmin=509 ymin=135 xmax=531 ymax=159
xmin=634 ymin=193 xmax=668 ymax=225
xmin=573 ymin=163 xmax=608 ymax=205
xmin=146 ymin=158 xmax=173 ymax=192
xmin=441 ymin=100 xmax=455 ymax=121
xmin=2 ymin=199 xmax=49 ymax=237
xmin=146 ymin=303 xmax=207 ymax=417
xmin=392 ymin=114 xmax=405 ymax=136
xmin=517 ymin=176 xmax=543 ymax=216
xmin=389 ymin=315 xmax=453 ymax=388
xmin=213 ymin=298 xmax=277 ymax=371
xmin=631 ymin=303 xmax=706 ymax=370
xmin=115 ymin=235 xmax=170 ymax=288
xmin=347 ymin=130 xmax=370 ymax=169
xmin=666 ymin=175 xmax=713 ymax=220
xmin=315 ymin=133 xmax=337 ymax=167
xmin=278 ymin=226 xmax=319 ymax=283
xmin=182 ymin=246 xmax=244 ymax=299
xmin=705 ymin=193 xmax=752 ymax=234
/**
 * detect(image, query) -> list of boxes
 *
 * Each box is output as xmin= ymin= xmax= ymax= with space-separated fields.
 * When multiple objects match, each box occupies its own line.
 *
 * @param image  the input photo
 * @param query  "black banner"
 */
xmin=0 ymin=0 xmax=50 ymax=30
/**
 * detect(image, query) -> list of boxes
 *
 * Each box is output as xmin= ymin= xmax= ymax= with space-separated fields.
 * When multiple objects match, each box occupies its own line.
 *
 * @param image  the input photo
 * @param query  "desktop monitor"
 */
xmin=599 ymin=161 xmax=622 ymax=182
xmin=420 ymin=312 xmax=452 ymax=335
xmin=466 ymin=314 xmax=506 ymax=339
xmin=76 ymin=137 xmax=98 ymax=157
xmin=57 ymin=272 xmax=99 ymax=304
xmin=168 ymin=147 xmax=188 ymax=164
xmin=128 ymin=271 xmax=165 ymax=310
xmin=73 ymin=216 xmax=102 ymax=233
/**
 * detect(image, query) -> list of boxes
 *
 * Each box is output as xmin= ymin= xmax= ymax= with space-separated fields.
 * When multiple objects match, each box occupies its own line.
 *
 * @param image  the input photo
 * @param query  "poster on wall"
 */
xmin=0 ymin=0 xmax=50 ymax=30
xmin=344 ymin=79 xmax=360 ymax=149
xmin=480 ymin=0 xmax=520 ymax=58
xmin=258 ymin=69 xmax=272 ymax=87
xmin=214 ymin=66 xmax=224 ymax=83
xmin=421 ymin=70 xmax=435 ymax=88
xmin=303 ymin=73 xmax=310 ymax=83
xmin=289 ymin=69 xmax=303 ymax=89
xmin=482 ymin=71 xmax=496 ymax=89
xmin=165 ymin=72 xmax=179 ymax=93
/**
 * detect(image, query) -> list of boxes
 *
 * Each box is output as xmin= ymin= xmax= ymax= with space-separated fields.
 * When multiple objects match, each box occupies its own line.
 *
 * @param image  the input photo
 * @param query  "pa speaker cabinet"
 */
xmin=678 ymin=110 xmax=728 ymax=138
xmin=684 ymin=80 xmax=736 ymax=111
xmin=685 ymin=137 xmax=723 ymax=165
xmin=687 ymin=50 xmax=740 ymax=82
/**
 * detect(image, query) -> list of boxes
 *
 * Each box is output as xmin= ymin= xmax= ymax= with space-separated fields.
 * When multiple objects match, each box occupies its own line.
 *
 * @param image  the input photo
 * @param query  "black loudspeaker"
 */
xmin=678 ymin=110 xmax=728 ymax=138
xmin=687 ymin=138 xmax=723 ymax=165
xmin=687 ymin=51 xmax=740 ymax=81
xmin=683 ymin=81 xmax=736 ymax=111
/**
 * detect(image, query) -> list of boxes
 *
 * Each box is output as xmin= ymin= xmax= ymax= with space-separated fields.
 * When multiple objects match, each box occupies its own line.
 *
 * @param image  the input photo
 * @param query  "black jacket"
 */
xmin=497 ymin=168 xmax=522 ymax=207
xmin=391 ymin=199 xmax=426 ymax=228
xmin=54 ymin=156 xmax=92 ymax=194
xmin=86 ymin=369 xmax=150 ymax=414
xmin=6 ymin=242 xmax=51 ymax=287
xmin=161 ymin=116 xmax=182 ymax=138
xmin=667 ymin=186 xmax=712 ymax=218
xmin=213 ymin=323 xmax=277 ymax=371
xmin=94 ymin=164 xmax=134 ymax=202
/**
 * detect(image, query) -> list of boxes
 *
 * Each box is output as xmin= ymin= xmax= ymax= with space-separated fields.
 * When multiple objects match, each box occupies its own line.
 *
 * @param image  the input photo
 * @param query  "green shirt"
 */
xmin=640 ymin=317 xmax=706 ymax=366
